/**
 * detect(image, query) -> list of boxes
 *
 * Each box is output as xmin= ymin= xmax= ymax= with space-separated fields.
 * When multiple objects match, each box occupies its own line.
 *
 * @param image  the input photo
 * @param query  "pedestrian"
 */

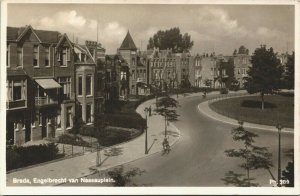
xmin=149 ymin=106 xmax=152 ymax=116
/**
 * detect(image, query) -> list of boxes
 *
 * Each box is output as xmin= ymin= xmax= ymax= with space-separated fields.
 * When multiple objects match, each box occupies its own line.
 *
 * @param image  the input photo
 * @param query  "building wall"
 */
xmin=233 ymin=54 xmax=251 ymax=87
xmin=76 ymin=65 xmax=95 ymax=123
xmin=6 ymin=27 xmax=75 ymax=145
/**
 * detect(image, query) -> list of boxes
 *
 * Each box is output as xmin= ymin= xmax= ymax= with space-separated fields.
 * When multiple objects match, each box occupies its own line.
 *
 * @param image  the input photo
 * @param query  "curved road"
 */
xmin=65 ymin=94 xmax=294 ymax=187
xmin=124 ymin=95 xmax=294 ymax=186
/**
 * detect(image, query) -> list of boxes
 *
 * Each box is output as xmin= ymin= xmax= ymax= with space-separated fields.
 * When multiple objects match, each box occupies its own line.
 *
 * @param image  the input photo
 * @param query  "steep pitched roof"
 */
xmin=119 ymin=31 xmax=137 ymax=50
xmin=7 ymin=26 xmax=61 ymax=43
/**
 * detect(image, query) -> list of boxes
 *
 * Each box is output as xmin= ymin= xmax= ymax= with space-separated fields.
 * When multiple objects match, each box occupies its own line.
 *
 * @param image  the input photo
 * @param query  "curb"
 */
xmin=56 ymin=97 xmax=182 ymax=186
xmin=198 ymin=96 xmax=294 ymax=134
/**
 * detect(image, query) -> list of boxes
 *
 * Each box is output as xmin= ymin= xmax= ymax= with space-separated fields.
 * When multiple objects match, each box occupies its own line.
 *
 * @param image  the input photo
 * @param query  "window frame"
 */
xmin=17 ymin=46 xmax=23 ymax=67
xmin=78 ymin=75 xmax=83 ymax=96
xmin=86 ymin=74 xmax=93 ymax=96
xmin=45 ymin=46 xmax=50 ymax=67
xmin=33 ymin=45 xmax=39 ymax=67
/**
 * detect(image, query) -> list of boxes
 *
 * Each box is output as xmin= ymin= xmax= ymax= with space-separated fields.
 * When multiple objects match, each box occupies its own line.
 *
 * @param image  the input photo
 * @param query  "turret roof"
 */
xmin=119 ymin=31 xmax=137 ymax=50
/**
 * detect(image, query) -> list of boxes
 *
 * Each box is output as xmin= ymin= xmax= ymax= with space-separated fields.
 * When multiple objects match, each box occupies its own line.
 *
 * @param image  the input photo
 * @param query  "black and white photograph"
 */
xmin=1 ymin=0 xmax=298 ymax=195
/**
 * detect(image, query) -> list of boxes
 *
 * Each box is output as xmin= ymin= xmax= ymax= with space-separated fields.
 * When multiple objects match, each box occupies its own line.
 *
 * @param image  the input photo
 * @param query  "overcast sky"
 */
xmin=7 ymin=4 xmax=294 ymax=55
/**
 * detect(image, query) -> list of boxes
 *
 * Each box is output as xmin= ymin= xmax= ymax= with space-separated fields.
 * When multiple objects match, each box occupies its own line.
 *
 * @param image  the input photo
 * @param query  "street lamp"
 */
xmin=144 ymin=107 xmax=149 ymax=154
xmin=96 ymin=144 xmax=102 ymax=166
xmin=276 ymin=123 xmax=283 ymax=187
xmin=238 ymin=120 xmax=244 ymax=127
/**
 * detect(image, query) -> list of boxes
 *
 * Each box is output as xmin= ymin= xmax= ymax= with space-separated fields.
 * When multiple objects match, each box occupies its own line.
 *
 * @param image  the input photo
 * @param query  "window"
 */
xmin=66 ymin=106 xmax=72 ymax=128
xmin=17 ymin=46 xmax=23 ymax=67
xmin=33 ymin=45 xmax=39 ymax=67
xmin=222 ymin=69 xmax=226 ymax=75
xmin=45 ymin=47 xmax=50 ymax=67
xmin=121 ymin=71 xmax=126 ymax=80
xmin=7 ymin=80 xmax=26 ymax=102
xmin=78 ymin=75 xmax=83 ymax=96
xmin=238 ymin=68 xmax=240 ymax=74
xmin=9 ymin=80 xmax=26 ymax=101
xmin=59 ymin=47 xmax=69 ymax=66
xmin=58 ymin=77 xmax=71 ymax=99
xmin=7 ymin=44 xmax=10 ymax=67
xmin=86 ymin=75 xmax=92 ymax=96
xmin=56 ymin=112 xmax=61 ymax=129
xmin=81 ymin=54 xmax=85 ymax=62
xmin=86 ymin=104 xmax=92 ymax=123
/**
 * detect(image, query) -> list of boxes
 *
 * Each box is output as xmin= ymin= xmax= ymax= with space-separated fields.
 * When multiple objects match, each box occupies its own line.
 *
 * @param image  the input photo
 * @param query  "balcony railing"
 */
xmin=136 ymin=78 xmax=146 ymax=83
xmin=6 ymin=100 xmax=26 ymax=110
xmin=35 ymin=97 xmax=58 ymax=106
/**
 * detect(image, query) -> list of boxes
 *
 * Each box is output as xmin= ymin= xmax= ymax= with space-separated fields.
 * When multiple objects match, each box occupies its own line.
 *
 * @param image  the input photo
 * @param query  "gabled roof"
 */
xmin=7 ymin=26 xmax=61 ymax=43
xmin=56 ymin=33 xmax=73 ymax=49
xmin=74 ymin=43 xmax=95 ymax=64
xmin=119 ymin=31 xmax=137 ymax=51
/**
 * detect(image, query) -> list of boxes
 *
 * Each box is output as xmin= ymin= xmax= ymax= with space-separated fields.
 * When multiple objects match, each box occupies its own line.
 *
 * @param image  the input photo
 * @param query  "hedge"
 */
xmin=6 ymin=143 xmax=61 ymax=171
xmin=57 ymin=134 xmax=90 ymax=147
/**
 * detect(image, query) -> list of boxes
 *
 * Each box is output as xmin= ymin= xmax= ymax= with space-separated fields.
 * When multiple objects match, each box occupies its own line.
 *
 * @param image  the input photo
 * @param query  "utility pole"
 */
xmin=144 ymin=107 xmax=148 ymax=154
xmin=276 ymin=123 xmax=282 ymax=187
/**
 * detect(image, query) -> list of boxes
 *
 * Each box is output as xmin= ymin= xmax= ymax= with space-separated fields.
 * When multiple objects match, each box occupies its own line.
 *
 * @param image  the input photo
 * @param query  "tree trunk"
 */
xmin=247 ymin=168 xmax=250 ymax=186
xmin=261 ymin=92 xmax=265 ymax=110
xmin=165 ymin=116 xmax=167 ymax=137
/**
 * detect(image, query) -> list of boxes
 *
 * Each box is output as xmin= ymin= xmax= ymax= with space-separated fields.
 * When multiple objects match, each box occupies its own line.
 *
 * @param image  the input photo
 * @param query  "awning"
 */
xmin=35 ymin=79 xmax=62 ymax=89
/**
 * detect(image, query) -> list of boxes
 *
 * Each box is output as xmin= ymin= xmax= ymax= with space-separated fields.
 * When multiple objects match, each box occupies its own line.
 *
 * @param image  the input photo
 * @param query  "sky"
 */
xmin=7 ymin=4 xmax=295 ymax=55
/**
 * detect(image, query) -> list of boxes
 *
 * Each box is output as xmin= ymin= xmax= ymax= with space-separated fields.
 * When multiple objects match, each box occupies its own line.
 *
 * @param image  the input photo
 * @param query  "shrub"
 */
xmin=103 ymin=113 xmax=146 ymax=130
xmin=220 ymin=88 xmax=229 ymax=94
xmin=6 ymin=143 xmax=60 ymax=171
xmin=58 ymin=134 xmax=90 ymax=147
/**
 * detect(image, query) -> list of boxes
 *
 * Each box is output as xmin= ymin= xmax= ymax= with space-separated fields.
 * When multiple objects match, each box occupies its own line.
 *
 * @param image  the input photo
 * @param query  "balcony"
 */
xmin=35 ymin=97 xmax=58 ymax=107
xmin=6 ymin=100 xmax=26 ymax=110
xmin=136 ymin=78 xmax=146 ymax=83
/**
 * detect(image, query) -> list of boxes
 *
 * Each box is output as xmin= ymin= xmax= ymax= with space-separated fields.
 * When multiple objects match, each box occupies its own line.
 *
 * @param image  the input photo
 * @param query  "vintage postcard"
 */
xmin=0 ymin=0 xmax=299 ymax=195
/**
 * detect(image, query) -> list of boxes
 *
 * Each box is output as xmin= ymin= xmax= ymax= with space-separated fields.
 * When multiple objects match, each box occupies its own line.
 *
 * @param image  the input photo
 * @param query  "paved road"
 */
xmin=64 ymin=94 xmax=294 ymax=187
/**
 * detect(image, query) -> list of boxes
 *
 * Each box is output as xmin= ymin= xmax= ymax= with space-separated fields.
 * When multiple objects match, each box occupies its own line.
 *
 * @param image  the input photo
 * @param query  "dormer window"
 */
xmin=81 ymin=53 xmax=85 ymax=62
xmin=33 ymin=45 xmax=39 ymax=67
xmin=59 ymin=47 xmax=69 ymax=67
xmin=17 ymin=46 xmax=23 ymax=67
xmin=45 ymin=47 xmax=50 ymax=67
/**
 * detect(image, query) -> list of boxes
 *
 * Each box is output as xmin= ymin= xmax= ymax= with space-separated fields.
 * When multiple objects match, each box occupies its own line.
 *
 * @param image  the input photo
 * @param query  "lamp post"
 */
xmin=276 ymin=123 xmax=283 ymax=187
xmin=144 ymin=107 xmax=149 ymax=154
xmin=96 ymin=144 xmax=102 ymax=166
xmin=238 ymin=120 xmax=244 ymax=127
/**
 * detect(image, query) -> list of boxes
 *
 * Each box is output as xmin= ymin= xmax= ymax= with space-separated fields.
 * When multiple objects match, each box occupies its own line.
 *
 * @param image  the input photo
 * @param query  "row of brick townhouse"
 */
xmin=6 ymin=25 xmax=106 ymax=145
xmin=7 ymin=26 xmax=290 ymax=145
xmin=192 ymin=46 xmax=252 ymax=89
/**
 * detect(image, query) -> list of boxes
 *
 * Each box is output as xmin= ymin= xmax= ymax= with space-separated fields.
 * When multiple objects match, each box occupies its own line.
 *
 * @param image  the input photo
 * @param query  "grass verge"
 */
xmin=209 ymin=94 xmax=294 ymax=128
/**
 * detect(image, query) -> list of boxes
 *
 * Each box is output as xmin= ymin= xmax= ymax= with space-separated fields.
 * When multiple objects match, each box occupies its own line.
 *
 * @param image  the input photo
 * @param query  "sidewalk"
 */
xmin=6 ymin=98 xmax=181 ymax=186
xmin=198 ymin=96 xmax=294 ymax=133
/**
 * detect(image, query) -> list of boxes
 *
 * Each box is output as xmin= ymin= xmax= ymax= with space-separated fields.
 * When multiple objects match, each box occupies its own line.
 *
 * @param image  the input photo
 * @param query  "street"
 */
xmin=74 ymin=94 xmax=293 ymax=187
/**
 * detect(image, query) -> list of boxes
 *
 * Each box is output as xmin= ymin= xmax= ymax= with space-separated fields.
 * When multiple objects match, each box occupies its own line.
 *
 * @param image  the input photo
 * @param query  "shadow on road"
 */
xmin=100 ymin=147 xmax=124 ymax=165
xmin=166 ymin=130 xmax=180 ymax=137
xmin=147 ymin=139 xmax=157 ymax=153
xmin=221 ymin=171 xmax=259 ymax=187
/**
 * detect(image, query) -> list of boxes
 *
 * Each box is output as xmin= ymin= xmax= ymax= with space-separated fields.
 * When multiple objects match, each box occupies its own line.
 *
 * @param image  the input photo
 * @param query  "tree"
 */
xmin=282 ymin=149 xmax=294 ymax=187
xmin=224 ymin=122 xmax=273 ymax=186
xmin=147 ymin=27 xmax=194 ymax=53
xmin=238 ymin=45 xmax=247 ymax=54
xmin=244 ymin=45 xmax=284 ymax=110
xmin=155 ymin=95 xmax=179 ymax=137
xmin=233 ymin=49 xmax=237 ymax=55
xmin=107 ymin=166 xmax=145 ymax=186
xmin=284 ymin=52 xmax=294 ymax=89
